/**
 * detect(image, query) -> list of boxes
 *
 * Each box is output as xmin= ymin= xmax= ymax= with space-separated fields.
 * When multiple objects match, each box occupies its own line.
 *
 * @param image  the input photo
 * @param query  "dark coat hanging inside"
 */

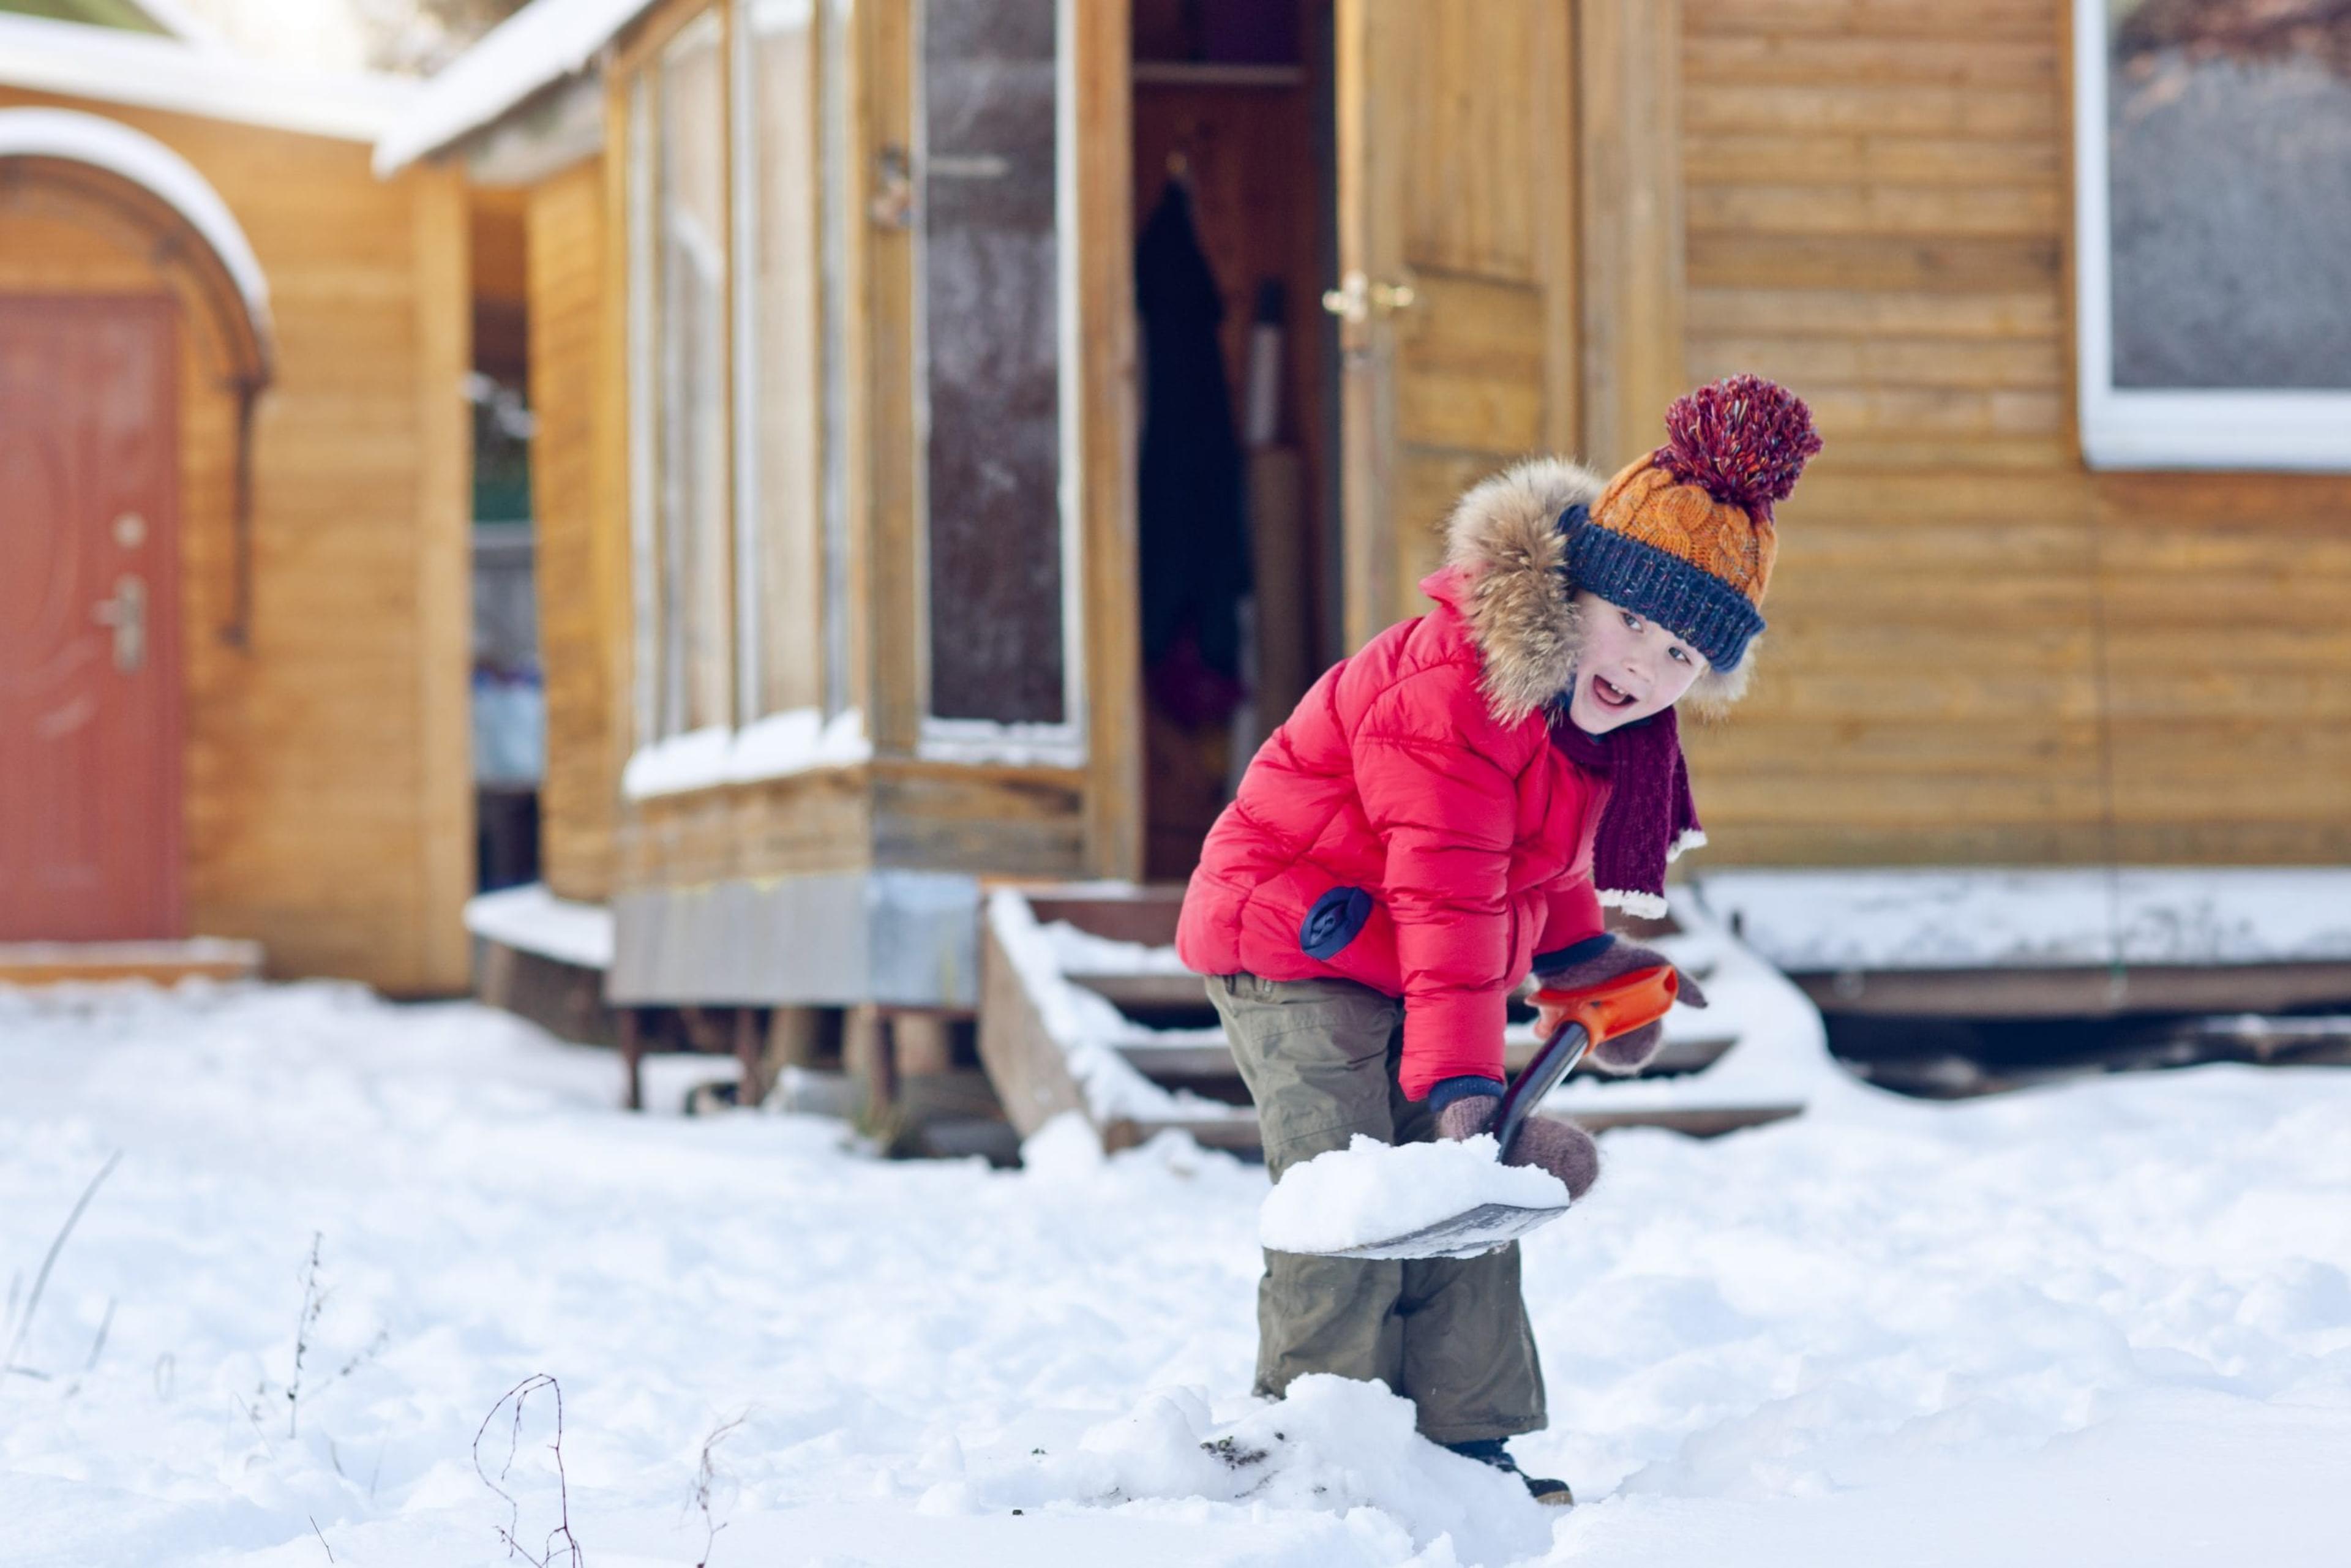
xmin=1136 ymin=180 xmax=1250 ymax=726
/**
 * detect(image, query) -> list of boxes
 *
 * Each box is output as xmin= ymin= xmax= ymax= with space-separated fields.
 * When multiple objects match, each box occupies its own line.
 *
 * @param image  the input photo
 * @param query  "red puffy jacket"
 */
xmin=1177 ymin=459 xmax=1614 ymax=1098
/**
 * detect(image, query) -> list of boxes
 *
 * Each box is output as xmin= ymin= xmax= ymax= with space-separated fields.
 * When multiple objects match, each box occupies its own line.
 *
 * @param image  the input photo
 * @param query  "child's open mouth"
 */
xmin=1591 ymin=673 xmax=1639 ymax=711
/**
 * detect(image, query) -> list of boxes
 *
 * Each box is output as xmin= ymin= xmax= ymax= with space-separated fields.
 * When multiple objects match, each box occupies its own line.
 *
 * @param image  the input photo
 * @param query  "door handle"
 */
xmin=1321 ymin=269 xmax=1419 ymax=325
xmin=92 ymin=573 xmax=146 ymax=673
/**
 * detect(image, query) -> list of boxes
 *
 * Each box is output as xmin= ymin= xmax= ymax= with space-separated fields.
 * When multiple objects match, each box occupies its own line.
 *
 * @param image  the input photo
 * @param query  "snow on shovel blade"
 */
xmin=1316 ymin=1199 xmax=1573 ymax=1261
xmin=1291 ymin=1022 xmax=1592 ymax=1261
xmin=1265 ymin=966 xmax=1679 ymax=1262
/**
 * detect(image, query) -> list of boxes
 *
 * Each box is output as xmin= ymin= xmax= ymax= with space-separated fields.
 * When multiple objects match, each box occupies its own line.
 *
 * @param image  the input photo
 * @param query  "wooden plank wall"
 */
xmin=1672 ymin=0 xmax=2351 ymax=866
xmin=525 ymin=158 xmax=626 ymax=902
xmin=0 ymin=89 xmax=473 ymax=989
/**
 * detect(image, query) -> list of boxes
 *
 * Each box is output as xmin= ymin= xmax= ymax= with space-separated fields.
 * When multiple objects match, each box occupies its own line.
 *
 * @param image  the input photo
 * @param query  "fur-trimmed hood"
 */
xmin=1441 ymin=456 xmax=1754 ymax=726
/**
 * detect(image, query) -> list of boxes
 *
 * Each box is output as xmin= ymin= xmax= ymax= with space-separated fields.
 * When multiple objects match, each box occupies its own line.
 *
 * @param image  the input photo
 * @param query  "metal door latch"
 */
xmin=92 ymin=573 xmax=146 ymax=672
xmin=1321 ymin=269 xmax=1419 ymax=325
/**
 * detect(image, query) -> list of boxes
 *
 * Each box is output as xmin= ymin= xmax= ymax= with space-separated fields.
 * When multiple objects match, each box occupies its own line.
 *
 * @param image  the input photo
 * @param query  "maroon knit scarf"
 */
xmin=1551 ymin=705 xmax=1703 ymax=918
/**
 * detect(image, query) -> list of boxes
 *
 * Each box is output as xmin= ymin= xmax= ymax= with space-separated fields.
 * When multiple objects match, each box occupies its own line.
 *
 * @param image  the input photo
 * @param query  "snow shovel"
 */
xmin=1316 ymin=963 xmax=1681 ymax=1261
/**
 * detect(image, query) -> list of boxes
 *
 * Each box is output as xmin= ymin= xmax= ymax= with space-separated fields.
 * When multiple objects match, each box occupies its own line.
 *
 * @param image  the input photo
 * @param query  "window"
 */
xmin=624 ymin=0 xmax=1083 ymax=784
xmin=735 ymin=0 xmax=830 ymax=721
xmin=916 ymin=0 xmax=1082 ymax=757
xmin=631 ymin=10 xmax=735 ymax=743
xmin=2074 ymin=0 xmax=2351 ymax=469
xmin=629 ymin=1 xmax=856 ymax=787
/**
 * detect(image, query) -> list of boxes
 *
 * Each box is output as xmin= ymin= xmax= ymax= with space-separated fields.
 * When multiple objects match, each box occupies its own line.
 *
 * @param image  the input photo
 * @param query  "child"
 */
xmin=1175 ymin=375 xmax=1821 ymax=1505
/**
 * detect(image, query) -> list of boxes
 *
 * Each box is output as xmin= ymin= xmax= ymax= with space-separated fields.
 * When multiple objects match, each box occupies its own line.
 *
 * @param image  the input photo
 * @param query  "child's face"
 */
xmin=1565 ymin=591 xmax=1709 ymax=734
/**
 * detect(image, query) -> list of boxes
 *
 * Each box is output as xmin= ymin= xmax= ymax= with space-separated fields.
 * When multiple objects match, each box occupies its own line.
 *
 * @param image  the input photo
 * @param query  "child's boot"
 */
xmin=1443 ymin=1437 xmax=1573 ymax=1507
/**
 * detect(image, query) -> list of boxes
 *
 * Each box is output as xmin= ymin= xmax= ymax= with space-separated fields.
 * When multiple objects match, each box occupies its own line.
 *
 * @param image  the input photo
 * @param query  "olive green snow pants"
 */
xmin=1207 ymin=972 xmax=1546 ymax=1444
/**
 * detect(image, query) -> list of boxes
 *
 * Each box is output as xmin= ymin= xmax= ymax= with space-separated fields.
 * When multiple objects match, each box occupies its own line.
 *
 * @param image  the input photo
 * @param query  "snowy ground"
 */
xmin=4 ymin=983 xmax=2349 ymax=1567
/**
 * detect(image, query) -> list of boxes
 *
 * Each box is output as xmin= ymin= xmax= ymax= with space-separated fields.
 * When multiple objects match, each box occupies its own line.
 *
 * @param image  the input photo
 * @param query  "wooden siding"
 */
xmin=612 ymin=761 xmax=1087 ymax=891
xmin=525 ymin=157 xmax=626 ymax=902
xmin=0 ymin=88 xmax=473 ymax=991
xmin=1675 ymin=0 xmax=2351 ymax=866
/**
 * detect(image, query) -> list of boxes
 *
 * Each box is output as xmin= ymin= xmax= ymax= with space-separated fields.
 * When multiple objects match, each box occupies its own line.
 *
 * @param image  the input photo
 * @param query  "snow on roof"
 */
xmin=0 ymin=12 xmax=411 ymax=143
xmin=0 ymin=106 xmax=273 ymax=352
xmin=121 ymin=0 xmax=225 ymax=45
xmin=373 ymin=0 xmax=656 ymax=177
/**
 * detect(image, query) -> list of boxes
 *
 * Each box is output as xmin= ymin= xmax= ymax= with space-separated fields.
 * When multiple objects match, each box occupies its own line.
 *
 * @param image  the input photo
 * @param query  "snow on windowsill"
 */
xmin=918 ymin=718 xmax=1087 ymax=769
xmin=621 ymin=708 xmax=872 ymax=801
xmin=463 ymin=883 xmax=613 ymax=971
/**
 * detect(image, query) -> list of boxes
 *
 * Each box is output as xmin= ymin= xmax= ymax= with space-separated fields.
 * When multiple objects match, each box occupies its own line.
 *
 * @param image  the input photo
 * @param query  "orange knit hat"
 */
xmin=1560 ymin=375 xmax=1821 ymax=670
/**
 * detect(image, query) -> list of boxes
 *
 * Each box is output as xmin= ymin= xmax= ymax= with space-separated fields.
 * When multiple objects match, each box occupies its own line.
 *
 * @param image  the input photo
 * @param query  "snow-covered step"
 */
xmin=0 ymin=938 xmax=262 ymax=988
xmin=978 ymin=883 xmax=1834 ymax=1153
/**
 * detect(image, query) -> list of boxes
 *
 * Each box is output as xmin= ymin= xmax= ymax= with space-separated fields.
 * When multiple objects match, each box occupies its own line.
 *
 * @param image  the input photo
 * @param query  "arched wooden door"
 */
xmin=0 ymin=295 xmax=182 ymax=940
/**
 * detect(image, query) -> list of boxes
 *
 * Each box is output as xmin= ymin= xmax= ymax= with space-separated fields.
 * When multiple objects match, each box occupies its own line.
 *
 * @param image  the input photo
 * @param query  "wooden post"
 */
xmin=765 ymin=1003 xmax=826 ymax=1078
xmin=843 ymin=1003 xmax=895 ymax=1120
xmin=679 ymin=1005 xmax=729 ymax=1053
xmin=618 ymin=1006 xmax=645 ymax=1111
xmin=891 ymin=1011 xmax=954 ymax=1078
xmin=732 ymin=1005 xmax=767 ymax=1106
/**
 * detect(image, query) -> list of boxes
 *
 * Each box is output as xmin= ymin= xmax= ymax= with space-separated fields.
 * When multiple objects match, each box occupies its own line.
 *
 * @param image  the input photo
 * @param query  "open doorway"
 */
xmin=1130 ymin=0 xmax=1339 ymax=882
xmin=467 ymin=187 xmax=543 ymax=895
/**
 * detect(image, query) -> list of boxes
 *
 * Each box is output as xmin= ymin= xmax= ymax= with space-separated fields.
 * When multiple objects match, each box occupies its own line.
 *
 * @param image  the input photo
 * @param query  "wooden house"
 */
xmin=389 ymin=0 xmax=2351 ymax=1110
xmin=0 ymin=11 xmax=478 ymax=993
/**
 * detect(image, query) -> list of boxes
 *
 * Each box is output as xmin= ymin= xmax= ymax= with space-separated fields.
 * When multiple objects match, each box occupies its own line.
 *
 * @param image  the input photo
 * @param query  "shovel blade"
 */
xmin=1311 ymin=1200 xmax=1573 ymax=1261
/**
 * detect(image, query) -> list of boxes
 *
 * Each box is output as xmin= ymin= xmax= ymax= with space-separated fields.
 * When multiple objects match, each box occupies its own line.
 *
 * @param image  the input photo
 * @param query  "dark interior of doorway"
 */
xmin=469 ymin=189 xmax=542 ymax=894
xmin=1130 ymin=0 xmax=1339 ymax=882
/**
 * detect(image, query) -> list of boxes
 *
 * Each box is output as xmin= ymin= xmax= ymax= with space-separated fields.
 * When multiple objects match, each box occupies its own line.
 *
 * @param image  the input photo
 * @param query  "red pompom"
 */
xmin=1652 ymin=375 xmax=1821 ymax=521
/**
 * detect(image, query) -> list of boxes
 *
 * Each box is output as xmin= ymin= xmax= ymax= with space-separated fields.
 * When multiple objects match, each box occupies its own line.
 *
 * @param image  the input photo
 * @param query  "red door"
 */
xmin=0 ymin=296 xmax=183 ymax=941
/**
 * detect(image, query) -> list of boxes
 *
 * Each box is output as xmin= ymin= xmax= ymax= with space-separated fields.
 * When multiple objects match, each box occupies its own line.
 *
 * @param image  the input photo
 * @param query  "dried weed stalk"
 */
xmin=473 ymin=1373 xmax=585 ymax=1568
xmin=690 ymin=1415 xmax=746 ymax=1568
xmin=1 ymin=1150 xmax=122 ymax=1390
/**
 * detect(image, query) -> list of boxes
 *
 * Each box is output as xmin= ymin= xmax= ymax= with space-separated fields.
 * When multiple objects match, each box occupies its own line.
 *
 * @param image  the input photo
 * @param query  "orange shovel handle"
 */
xmin=1528 ymin=962 xmax=1679 ymax=1049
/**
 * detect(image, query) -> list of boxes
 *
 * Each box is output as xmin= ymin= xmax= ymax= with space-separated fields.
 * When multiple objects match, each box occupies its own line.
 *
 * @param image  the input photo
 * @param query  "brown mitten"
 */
xmin=1433 ymin=1095 xmax=1600 ymax=1201
xmin=1434 ymin=1093 xmax=1499 ymax=1143
xmin=1503 ymin=1116 xmax=1599 ymax=1199
xmin=1535 ymin=937 xmax=1707 ymax=1075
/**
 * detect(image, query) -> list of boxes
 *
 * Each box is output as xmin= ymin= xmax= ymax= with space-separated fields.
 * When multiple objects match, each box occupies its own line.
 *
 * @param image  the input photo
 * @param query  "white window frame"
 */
xmin=626 ymin=7 xmax=743 ymax=752
xmin=909 ymin=0 xmax=1088 ymax=769
xmin=2071 ymin=0 xmax=2351 ymax=471
xmin=732 ymin=0 xmax=854 ymax=731
xmin=626 ymin=71 xmax=660 ymax=749
xmin=728 ymin=0 xmax=765 ymax=729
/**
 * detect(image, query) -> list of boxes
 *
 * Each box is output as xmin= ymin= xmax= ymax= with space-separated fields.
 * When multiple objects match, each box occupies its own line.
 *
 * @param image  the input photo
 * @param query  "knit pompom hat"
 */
xmin=1561 ymin=374 xmax=1821 ymax=673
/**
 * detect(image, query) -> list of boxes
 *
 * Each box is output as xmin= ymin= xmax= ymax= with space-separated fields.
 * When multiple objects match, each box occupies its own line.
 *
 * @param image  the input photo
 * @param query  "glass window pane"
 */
xmin=2106 ymin=7 xmax=2351 ymax=390
xmin=744 ymin=0 xmax=827 ymax=718
xmin=658 ymin=12 xmax=733 ymax=735
xmin=921 ymin=0 xmax=1065 ymax=726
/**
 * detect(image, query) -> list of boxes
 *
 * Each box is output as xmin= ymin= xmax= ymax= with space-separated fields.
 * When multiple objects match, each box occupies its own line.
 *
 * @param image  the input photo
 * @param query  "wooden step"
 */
xmin=1106 ymin=1025 xmax=1741 ymax=1085
xmin=0 ymin=939 xmax=263 ymax=988
xmin=978 ymin=882 xmax=1828 ymax=1157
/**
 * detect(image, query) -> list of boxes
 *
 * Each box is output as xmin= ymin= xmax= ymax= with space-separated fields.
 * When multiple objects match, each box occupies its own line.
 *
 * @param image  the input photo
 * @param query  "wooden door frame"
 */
xmin=1071 ymin=0 xmax=1141 ymax=882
